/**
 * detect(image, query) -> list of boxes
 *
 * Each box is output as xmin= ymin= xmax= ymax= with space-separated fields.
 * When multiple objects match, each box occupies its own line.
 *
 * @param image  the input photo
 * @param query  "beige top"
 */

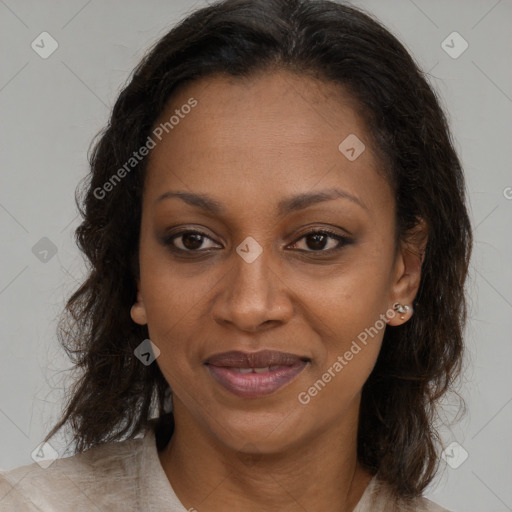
xmin=0 ymin=425 xmax=451 ymax=512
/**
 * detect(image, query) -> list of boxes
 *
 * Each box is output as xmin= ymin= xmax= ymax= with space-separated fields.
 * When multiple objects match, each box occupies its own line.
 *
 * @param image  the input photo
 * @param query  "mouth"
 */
xmin=204 ymin=350 xmax=310 ymax=398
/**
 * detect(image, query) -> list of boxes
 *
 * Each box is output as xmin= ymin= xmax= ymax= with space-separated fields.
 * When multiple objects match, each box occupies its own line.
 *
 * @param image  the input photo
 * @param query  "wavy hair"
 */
xmin=44 ymin=0 xmax=472 ymax=501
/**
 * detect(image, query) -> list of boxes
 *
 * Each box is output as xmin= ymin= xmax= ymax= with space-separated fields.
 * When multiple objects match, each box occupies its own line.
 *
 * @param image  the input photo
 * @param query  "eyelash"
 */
xmin=163 ymin=228 xmax=351 ymax=256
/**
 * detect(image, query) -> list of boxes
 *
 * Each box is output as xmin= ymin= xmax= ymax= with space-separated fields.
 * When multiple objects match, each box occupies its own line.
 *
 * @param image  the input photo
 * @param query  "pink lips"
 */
xmin=205 ymin=350 xmax=309 ymax=398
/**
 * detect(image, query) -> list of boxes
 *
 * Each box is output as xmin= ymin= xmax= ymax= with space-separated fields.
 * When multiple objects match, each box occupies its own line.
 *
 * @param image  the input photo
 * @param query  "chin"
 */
xmin=203 ymin=404 xmax=310 ymax=455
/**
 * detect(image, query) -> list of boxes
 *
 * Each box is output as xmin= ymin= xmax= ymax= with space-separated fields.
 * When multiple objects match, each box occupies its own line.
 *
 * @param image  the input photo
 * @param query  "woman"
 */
xmin=0 ymin=0 xmax=472 ymax=510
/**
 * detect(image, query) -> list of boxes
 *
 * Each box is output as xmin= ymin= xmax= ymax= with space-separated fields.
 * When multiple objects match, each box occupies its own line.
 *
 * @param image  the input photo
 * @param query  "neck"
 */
xmin=158 ymin=398 xmax=372 ymax=512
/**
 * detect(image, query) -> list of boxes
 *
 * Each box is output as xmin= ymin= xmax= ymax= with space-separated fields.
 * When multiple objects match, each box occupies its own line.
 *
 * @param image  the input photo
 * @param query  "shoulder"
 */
xmin=415 ymin=496 xmax=453 ymax=512
xmin=356 ymin=476 xmax=453 ymax=512
xmin=0 ymin=435 xmax=146 ymax=512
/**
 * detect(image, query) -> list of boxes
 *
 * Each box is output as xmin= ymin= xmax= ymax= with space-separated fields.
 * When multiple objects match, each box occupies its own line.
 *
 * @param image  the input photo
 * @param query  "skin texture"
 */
xmin=130 ymin=71 xmax=426 ymax=512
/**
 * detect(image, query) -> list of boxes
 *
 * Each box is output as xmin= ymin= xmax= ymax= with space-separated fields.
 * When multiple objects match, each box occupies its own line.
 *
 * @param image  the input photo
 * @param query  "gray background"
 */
xmin=1 ymin=0 xmax=511 ymax=511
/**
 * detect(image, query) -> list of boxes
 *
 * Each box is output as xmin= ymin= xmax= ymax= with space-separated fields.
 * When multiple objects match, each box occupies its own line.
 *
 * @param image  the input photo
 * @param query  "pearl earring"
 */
xmin=393 ymin=302 xmax=410 ymax=321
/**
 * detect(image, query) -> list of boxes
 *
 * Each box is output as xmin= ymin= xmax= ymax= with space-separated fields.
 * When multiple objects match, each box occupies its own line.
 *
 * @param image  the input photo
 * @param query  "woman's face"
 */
xmin=132 ymin=71 xmax=416 ymax=454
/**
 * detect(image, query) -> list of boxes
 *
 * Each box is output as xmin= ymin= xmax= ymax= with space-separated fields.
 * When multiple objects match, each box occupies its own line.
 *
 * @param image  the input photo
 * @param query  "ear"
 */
xmin=387 ymin=218 xmax=428 ymax=326
xmin=130 ymin=279 xmax=148 ymax=325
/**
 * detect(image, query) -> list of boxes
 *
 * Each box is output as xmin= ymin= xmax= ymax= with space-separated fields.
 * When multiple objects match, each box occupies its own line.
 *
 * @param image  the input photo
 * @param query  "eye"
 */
xmin=163 ymin=228 xmax=350 ymax=255
xmin=288 ymin=229 xmax=350 ymax=253
xmin=165 ymin=230 xmax=222 ymax=252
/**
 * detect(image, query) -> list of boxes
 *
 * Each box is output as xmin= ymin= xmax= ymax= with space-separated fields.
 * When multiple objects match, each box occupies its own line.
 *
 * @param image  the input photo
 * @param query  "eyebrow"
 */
xmin=155 ymin=188 xmax=368 ymax=215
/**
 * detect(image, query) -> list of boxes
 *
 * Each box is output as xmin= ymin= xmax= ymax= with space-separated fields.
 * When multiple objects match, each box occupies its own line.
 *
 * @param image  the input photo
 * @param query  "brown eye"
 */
xmin=305 ymin=233 xmax=329 ymax=250
xmin=289 ymin=230 xmax=350 ymax=253
xmin=166 ymin=230 xmax=221 ymax=252
xmin=181 ymin=232 xmax=205 ymax=250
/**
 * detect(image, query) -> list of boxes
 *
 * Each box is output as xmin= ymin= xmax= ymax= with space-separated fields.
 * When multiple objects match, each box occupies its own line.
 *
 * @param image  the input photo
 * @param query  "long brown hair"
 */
xmin=44 ymin=0 xmax=472 ymax=500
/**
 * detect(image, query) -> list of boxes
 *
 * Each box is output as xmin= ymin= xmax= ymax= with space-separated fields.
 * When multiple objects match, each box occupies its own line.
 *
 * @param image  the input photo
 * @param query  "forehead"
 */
xmin=144 ymin=71 xmax=392 ymax=215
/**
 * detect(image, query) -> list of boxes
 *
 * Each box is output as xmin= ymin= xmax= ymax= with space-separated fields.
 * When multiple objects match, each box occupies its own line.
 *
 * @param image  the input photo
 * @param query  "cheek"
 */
xmin=297 ymin=275 xmax=389 ymax=413
xmin=137 ymin=244 xmax=198 ymax=371
xmin=299 ymin=252 xmax=394 ymax=343
xmin=137 ymin=230 xmax=213 ymax=336
xmin=141 ymin=276 xmax=206 ymax=373
xmin=294 ymin=249 xmax=393 ymax=395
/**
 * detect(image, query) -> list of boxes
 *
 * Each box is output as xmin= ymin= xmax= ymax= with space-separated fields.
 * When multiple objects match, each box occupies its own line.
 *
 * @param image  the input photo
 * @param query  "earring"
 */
xmin=393 ymin=302 xmax=410 ymax=321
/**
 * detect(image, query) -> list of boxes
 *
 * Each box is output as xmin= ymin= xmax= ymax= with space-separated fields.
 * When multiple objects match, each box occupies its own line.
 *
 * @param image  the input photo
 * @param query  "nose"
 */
xmin=212 ymin=246 xmax=294 ymax=333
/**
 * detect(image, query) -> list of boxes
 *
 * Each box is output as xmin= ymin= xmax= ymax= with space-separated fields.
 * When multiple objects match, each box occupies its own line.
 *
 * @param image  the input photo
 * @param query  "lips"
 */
xmin=205 ymin=350 xmax=309 ymax=398
xmin=206 ymin=350 xmax=307 ymax=368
